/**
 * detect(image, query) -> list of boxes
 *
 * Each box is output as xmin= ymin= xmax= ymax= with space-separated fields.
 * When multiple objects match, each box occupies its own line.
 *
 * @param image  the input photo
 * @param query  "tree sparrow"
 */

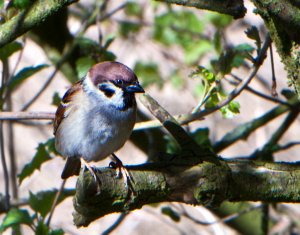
xmin=54 ymin=61 xmax=144 ymax=181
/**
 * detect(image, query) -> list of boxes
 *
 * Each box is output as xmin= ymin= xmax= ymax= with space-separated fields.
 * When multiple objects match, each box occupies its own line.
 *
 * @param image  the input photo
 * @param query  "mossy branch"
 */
xmin=0 ymin=0 xmax=77 ymax=48
xmin=73 ymin=159 xmax=300 ymax=227
xmin=251 ymin=0 xmax=300 ymax=96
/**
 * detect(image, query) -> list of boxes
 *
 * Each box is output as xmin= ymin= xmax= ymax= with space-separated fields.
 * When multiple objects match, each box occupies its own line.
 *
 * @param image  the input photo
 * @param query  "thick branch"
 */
xmin=0 ymin=0 xmax=77 ymax=48
xmin=73 ymin=159 xmax=300 ymax=227
xmin=156 ymin=0 xmax=246 ymax=19
xmin=251 ymin=0 xmax=300 ymax=96
xmin=228 ymin=160 xmax=300 ymax=201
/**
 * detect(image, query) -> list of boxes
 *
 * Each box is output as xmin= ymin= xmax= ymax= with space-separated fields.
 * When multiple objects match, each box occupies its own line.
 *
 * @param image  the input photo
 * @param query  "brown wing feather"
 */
xmin=53 ymin=80 xmax=83 ymax=135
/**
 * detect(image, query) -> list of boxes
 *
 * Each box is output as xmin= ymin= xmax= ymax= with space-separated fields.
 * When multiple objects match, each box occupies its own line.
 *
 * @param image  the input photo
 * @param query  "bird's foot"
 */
xmin=81 ymin=158 xmax=101 ymax=193
xmin=110 ymin=153 xmax=134 ymax=193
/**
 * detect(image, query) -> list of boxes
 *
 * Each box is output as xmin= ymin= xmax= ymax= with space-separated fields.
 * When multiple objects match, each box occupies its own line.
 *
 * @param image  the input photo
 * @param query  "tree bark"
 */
xmin=0 ymin=0 xmax=77 ymax=48
xmin=73 ymin=158 xmax=300 ymax=227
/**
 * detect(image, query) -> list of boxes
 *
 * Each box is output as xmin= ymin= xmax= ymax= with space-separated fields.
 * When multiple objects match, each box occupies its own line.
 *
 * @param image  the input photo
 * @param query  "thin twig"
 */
xmin=7 ymin=99 xmax=18 ymax=199
xmin=278 ymin=142 xmax=300 ymax=151
xmin=0 ymin=59 xmax=10 ymax=211
xmin=229 ymin=74 xmax=290 ymax=106
xmin=46 ymin=180 xmax=66 ymax=226
xmin=269 ymin=41 xmax=278 ymax=97
xmin=0 ymin=111 xmax=55 ymax=120
xmin=262 ymin=203 xmax=269 ymax=235
xmin=0 ymin=122 xmax=9 ymax=211
xmin=20 ymin=67 xmax=60 ymax=111
xmin=101 ymin=213 xmax=128 ymax=235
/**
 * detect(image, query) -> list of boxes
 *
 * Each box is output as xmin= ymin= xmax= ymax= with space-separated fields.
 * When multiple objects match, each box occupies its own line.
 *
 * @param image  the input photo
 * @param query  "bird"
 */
xmin=53 ymin=61 xmax=144 ymax=184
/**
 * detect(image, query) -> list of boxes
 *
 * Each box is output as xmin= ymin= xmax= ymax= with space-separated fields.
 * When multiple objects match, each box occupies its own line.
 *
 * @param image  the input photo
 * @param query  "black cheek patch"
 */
xmin=98 ymin=84 xmax=115 ymax=98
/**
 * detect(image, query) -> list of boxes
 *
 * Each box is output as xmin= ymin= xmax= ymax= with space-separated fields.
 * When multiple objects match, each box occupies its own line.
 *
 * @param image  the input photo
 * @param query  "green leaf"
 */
xmin=125 ymin=2 xmax=143 ymax=17
xmin=154 ymin=10 xmax=203 ymax=47
xmin=18 ymin=143 xmax=51 ymax=184
xmin=44 ymin=138 xmax=59 ymax=155
xmin=49 ymin=229 xmax=64 ymax=235
xmin=75 ymin=37 xmax=101 ymax=57
xmin=191 ymin=128 xmax=211 ymax=147
xmin=119 ymin=21 xmax=141 ymax=37
xmin=103 ymin=36 xmax=115 ymax=49
xmin=0 ymin=0 xmax=4 ymax=8
xmin=191 ymin=66 xmax=216 ymax=84
xmin=212 ymin=44 xmax=254 ymax=75
xmin=213 ymin=31 xmax=222 ymax=54
xmin=205 ymin=92 xmax=220 ymax=109
xmin=0 ymin=41 xmax=22 ymax=60
xmin=35 ymin=221 xmax=64 ymax=235
xmin=100 ymin=50 xmax=116 ymax=62
xmin=170 ymin=71 xmax=184 ymax=89
xmin=8 ymin=64 xmax=48 ymax=91
xmin=164 ymin=134 xmax=181 ymax=154
xmin=29 ymin=190 xmax=60 ymax=217
xmin=220 ymin=101 xmax=240 ymax=119
xmin=205 ymin=12 xmax=233 ymax=29
xmin=52 ymin=92 xmax=61 ymax=107
xmin=134 ymin=62 xmax=162 ymax=88
xmin=184 ymin=40 xmax=212 ymax=64
xmin=28 ymin=189 xmax=73 ymax=220
xmin=36 ymin=221 xmax=49 ymax=235
xmin=0 ymin=208 xmax=33 ymax=232
xmin=75 ymin=57 xmax=96 ymax=78
xmin=161 ymin=206 xmax=180 ymax=222
xmin=12 ymin=0 xmax=33 ymax=9
xmin=245 ymin=26 xmax=261 ymax=51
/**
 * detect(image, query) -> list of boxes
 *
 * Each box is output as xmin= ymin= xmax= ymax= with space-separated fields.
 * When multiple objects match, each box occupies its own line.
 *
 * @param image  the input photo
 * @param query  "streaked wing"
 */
xmin=53 ymin=80 xmax=83 ymax=135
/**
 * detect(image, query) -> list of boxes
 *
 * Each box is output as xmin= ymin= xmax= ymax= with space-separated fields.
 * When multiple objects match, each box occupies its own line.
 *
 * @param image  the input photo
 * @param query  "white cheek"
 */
xmin=110 ymin=88 xmax=124 ymax=107
xmin=83 ymin=75 xmax=125 ymax=108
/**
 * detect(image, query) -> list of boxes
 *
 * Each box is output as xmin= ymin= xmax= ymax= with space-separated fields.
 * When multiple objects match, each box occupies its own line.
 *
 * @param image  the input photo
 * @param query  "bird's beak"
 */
xmin=125 ymin=83 xmax=145 ymax=93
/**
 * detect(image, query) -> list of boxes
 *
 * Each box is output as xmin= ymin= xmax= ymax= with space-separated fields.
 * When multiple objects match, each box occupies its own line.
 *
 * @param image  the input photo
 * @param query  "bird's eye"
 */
xmin=116 ymin=79 xmax=123 ymax=86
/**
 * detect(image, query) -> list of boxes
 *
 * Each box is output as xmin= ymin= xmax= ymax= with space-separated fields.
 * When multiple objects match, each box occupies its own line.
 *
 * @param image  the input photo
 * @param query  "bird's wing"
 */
xmin=53 ymin=80 xmax=83 ymax=135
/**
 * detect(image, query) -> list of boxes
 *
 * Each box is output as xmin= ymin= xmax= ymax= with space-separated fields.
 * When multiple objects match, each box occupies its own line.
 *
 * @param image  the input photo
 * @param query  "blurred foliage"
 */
xmin=0 ymin=208 xmax=33 ymax=233
xmin=18 ymin=139 xmax=57 ymax=184
xmin=0 ymin=41 xmax=22 ymax=61
xmin=8 ymin=64 xmax=49 ymax=90
xmin=11 ymin=0 xmax=33 ymax=9
xmin=134 ymin=62 xmax=162 ymax=88
xmin=0 ymin=207 xmax=64 ymax=234
xmin=215 ymin=202 xmax=265 ymax=235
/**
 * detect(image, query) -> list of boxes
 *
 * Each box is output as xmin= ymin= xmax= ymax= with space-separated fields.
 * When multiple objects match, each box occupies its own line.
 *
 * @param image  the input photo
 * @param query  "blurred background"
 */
xmin=0 ymin=0 xmax=299 ymax=234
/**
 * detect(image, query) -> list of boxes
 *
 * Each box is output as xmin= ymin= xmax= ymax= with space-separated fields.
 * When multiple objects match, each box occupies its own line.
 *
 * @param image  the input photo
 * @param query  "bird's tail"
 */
xmin=61 ymin=157 xmax=81 ymax=179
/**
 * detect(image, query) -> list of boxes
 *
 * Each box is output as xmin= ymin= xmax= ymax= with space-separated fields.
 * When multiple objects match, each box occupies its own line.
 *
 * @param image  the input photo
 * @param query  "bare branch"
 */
xmin=0 ymin=112 xmax=55 ymax=120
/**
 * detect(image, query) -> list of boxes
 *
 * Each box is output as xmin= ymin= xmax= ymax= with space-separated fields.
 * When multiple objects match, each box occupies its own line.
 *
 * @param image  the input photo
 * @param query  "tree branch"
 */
xmin=0 ymin=0 xmax=77 ymax=48
xmin=251 ymin=0 xmax=300 ymax=96
xmin=0 ymin=112 xmax=54 ymax=120
xmin=155 ymin=0 xmax=246 ymax=19
xmin=73 ymin=159 xmax=300 ymax=227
